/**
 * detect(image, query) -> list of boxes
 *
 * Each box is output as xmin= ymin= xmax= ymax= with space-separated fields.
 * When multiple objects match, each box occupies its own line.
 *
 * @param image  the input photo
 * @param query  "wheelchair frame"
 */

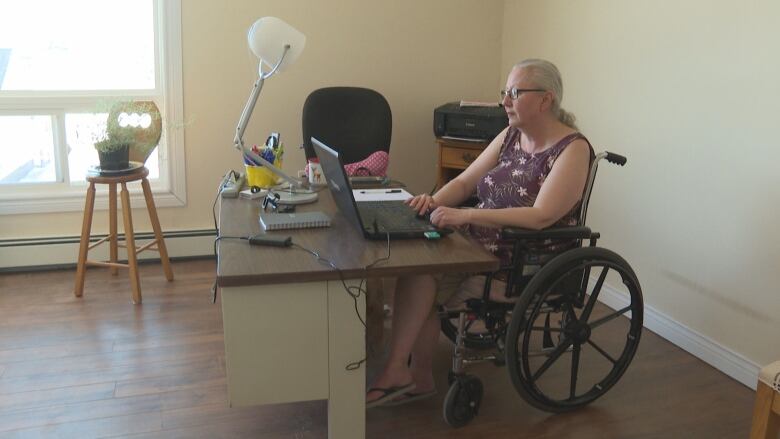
xmin=438 ymin=152 xmax=644 ymax=428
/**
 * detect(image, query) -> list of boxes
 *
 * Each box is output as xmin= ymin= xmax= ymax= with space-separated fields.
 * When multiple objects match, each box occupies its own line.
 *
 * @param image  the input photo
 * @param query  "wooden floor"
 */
xmin=0 ymin=259 xmax=755 ymax=438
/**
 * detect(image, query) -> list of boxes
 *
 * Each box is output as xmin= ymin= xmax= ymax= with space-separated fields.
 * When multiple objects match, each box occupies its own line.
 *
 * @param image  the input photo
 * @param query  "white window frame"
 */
xmin=0 ymin=0 xmax=186 ymax=215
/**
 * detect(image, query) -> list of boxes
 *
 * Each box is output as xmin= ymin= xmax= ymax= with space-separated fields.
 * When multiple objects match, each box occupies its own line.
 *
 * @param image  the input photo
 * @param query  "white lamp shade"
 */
xmin=247 ymin=17 xmax=306 ymax=72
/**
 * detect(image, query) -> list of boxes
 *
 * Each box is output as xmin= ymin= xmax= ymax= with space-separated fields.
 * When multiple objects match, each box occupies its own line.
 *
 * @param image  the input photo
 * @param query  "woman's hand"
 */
xmin=406 ymin=193 xmax=437 ymax=216
xmin=430 ymin=206 xmax=471 ymax=228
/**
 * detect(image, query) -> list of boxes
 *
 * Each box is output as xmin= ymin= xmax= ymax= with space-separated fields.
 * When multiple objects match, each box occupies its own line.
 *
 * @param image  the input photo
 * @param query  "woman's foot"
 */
xmin=365 ymin=382 xmax=416 ymax=408
xmin=367 ymin=366 xmax=437 ymax=408
xmin=366 ymin=365 xmax=415 ymax=407
xmin=384 ymin=388 xmax=438 ymax=406
xmin=409 ymin=363 xmax=435 ymax=396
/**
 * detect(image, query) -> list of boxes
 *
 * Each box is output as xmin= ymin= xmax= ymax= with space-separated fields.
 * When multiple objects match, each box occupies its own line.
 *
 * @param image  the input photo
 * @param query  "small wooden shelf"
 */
xmin=436 ymin=138 xmax=489 ymax=188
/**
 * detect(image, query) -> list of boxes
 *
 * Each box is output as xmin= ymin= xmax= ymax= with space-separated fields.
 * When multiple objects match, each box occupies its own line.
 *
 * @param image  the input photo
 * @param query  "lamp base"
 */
xmin=276 ymin=191 xmax=319 ymax=205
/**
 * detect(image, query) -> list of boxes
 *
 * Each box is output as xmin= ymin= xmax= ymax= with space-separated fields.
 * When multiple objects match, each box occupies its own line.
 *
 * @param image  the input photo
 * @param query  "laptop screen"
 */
xmin=311 ymin=137 xmax=367 ymax=233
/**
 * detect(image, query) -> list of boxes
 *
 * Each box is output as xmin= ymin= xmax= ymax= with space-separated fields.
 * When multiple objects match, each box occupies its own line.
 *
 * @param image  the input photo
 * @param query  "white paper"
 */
xmin=352 ymin=188 xmax=413 ymax=202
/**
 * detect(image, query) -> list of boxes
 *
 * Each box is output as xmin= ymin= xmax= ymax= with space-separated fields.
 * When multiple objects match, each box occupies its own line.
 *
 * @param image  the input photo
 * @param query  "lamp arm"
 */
xmin=260 ymin=44 xmax=291 ymax=79
xmin=233 ymin=44 xmax=308 ymax=189
xmin=232 ymin=45 xmax=290 ymax=148
xmin=233 ymin=75 xmax=265 ymax=149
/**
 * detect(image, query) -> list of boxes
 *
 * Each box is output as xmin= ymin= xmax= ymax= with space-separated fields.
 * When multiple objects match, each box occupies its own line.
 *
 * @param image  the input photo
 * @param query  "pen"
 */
xmin=358 ymin=189 xmax=403 ymax=194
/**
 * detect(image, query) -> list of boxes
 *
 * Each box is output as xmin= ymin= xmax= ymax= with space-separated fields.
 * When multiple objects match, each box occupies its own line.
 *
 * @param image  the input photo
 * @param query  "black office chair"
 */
xmin=301 ymin=87 xmax=392 ymax=166
xmin=438 ymin=151 xmax=644 ymax=428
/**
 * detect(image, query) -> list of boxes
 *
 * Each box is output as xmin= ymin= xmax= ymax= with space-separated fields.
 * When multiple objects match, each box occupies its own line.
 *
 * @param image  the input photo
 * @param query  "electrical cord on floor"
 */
xmin=291 ymin=231 xmax=391 ymax=371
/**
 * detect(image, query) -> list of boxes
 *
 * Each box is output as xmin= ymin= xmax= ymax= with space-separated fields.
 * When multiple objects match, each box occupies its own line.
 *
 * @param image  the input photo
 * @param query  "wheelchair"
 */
xmin=438 ymin=151 xmax=643 ymax=428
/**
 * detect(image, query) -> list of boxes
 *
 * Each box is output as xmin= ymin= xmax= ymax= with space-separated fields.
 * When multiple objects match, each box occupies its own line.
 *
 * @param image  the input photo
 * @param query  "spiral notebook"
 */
xmin=259 ymin=211 xmax=331 ymax=231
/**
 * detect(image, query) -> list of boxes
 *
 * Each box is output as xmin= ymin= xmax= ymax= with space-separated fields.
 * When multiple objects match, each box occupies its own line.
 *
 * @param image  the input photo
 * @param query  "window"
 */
xmin=0 ymin=0 xmax=185 ymax=214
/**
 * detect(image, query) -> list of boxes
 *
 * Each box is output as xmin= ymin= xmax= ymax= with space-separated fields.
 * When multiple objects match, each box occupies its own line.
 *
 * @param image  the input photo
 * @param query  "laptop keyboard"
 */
xmin=357 ymin=201 xmax=434 ymax=232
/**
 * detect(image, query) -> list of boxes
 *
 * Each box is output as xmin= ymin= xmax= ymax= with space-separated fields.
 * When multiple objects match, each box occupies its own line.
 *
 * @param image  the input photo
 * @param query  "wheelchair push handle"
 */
xmin=604 ymin=152 xmax=627 ymax=166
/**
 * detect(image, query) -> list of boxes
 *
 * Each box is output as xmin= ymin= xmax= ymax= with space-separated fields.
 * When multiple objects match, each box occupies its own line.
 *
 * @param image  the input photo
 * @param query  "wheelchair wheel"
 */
xmin=443 ymin=375 xmax=483 ymax=428
xmin=506 ymin=247 xmax=643 ymax=413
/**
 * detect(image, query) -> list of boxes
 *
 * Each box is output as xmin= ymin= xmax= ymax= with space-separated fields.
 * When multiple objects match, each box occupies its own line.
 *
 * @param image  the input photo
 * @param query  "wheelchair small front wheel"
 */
xmin=442 ymin=375 xmax=483 ymax=428
xmin=506 ymin=246 xmax=643 ymax=413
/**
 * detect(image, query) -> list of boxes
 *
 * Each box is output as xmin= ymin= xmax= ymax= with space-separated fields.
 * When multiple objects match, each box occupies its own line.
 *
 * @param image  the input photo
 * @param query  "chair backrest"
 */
xmin=301 ymin=87 xmax=392 ymax=165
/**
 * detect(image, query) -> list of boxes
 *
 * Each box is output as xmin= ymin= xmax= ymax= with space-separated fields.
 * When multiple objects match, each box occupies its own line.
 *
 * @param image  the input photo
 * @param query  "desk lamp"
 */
xmin=233 ymin=17 xmax=316 ymax=204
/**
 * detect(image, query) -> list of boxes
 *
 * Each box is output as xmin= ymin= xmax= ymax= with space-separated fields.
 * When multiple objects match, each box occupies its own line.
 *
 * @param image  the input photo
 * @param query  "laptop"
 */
xmin=312 ymin=137 xmax=452 ymax=240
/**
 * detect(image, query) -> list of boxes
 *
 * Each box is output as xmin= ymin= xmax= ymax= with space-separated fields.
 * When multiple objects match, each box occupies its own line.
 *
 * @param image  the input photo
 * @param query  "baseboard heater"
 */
xmin=0 ymin=229 xmax=217 ymax=272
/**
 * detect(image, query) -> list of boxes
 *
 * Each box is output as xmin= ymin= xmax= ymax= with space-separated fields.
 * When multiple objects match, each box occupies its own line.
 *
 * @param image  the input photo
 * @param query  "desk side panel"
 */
xmin=221 ymin=283 xmax=329 ymax=406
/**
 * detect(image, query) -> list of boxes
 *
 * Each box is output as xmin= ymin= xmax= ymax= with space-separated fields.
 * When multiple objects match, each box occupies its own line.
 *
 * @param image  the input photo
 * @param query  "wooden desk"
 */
xmin=217 ymin=190 xmax=498 ymax=439
xmin=436 ymin=137 xmax=490 ymax=188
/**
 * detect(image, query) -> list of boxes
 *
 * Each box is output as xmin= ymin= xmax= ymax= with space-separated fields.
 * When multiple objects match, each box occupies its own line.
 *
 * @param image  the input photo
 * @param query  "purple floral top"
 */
xmin=464 ymin=127 xmax=594 ymax=265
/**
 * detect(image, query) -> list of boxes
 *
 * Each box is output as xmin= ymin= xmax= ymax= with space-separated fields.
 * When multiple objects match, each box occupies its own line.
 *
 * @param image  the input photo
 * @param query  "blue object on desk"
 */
xmin=244 ymin=152 xmax=261 ymax=166
xmin=261 ymin=147 xmax=276 ymax=164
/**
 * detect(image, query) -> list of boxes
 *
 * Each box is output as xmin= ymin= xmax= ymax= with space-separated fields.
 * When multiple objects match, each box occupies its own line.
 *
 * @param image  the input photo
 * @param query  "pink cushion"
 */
xmin=343 ymin=151 xmax=389 ymax=177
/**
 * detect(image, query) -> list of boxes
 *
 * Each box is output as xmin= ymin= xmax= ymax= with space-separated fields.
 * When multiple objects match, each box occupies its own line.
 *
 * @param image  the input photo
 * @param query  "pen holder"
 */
xmin=245 ymin=159 xmax=282 ymax=188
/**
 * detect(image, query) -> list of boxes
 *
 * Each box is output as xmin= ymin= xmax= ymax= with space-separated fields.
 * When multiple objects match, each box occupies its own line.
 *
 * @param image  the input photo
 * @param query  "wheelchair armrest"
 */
xmin=501 ymin=225 xmax=594 ymax=241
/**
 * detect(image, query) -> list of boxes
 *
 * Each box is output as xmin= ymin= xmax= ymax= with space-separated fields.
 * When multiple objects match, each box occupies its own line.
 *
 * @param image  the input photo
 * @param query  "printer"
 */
xmin=433 ymin=102 xmax=508 ymax=141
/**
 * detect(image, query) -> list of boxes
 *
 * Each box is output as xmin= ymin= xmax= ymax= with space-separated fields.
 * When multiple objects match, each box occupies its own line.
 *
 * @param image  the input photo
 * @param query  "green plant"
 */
xmin=93 ymin=128 xmax=134 ymax=153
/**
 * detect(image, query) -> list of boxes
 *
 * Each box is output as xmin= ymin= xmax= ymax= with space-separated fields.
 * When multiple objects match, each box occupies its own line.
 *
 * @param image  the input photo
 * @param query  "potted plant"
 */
xmin=94 ymin=128 xmax=134 ymax=170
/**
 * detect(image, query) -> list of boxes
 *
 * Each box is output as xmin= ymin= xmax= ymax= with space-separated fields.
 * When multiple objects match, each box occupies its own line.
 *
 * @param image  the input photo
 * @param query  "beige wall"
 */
xmin=0 ymin=0 xmax=503 ymax=238
xmin=502 ymin=0 xmax=780 ymax=366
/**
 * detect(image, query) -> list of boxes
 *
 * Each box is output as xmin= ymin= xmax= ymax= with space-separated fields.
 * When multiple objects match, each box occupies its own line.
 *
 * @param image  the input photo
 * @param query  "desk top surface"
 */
xmin=216 ymin=189 xmax=499 ymax=286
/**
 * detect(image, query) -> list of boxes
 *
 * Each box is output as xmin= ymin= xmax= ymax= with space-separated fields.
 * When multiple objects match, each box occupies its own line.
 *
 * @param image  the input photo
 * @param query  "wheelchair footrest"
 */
xmin=462 ymin=355 xmax=498 ymax=365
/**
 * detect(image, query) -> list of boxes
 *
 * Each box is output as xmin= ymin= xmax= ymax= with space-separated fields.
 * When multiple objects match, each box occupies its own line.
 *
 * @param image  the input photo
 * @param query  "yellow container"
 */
xmin=245 ymin=160 xmax=282 ymax=188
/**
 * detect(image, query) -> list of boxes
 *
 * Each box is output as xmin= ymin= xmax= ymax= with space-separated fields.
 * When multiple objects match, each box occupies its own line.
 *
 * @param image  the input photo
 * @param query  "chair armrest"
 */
xmin=501 ymin=225 xmax=594 ymax=241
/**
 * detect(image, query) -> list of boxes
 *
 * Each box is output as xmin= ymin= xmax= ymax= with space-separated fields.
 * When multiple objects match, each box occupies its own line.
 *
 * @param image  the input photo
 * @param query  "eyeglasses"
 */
xmin=500 ymin=87 xmax=547 ymax=100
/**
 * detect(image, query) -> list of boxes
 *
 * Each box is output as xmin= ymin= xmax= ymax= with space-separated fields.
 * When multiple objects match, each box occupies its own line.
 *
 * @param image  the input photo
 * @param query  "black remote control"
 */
xmin=248 ymin=235 xmax=292 ymax=247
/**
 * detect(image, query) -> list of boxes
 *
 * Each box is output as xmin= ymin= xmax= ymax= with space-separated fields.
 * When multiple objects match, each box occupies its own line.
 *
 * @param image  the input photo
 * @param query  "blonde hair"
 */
xmin=514 ymin=58 xmax=578 ymax=130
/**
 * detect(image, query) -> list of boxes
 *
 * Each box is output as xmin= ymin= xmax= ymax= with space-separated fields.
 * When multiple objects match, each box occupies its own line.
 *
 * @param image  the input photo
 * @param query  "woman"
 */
xmin=367 ymin=59 xmax=593 ymax=408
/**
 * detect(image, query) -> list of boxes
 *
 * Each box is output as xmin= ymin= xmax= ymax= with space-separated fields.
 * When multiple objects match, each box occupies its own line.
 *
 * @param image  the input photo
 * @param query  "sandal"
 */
xmin=385 ymin=389 xmax=437 ymax=406
xmin=365 ymin=383 xmax=416 ymax=409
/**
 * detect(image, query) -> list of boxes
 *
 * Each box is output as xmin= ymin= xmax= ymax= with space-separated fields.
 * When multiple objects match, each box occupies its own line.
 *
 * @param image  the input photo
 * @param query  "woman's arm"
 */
xmin=407 ymin=127 xmax=509 ymax=214
xmin=430 ymin=139 xmax=591 ymax=230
